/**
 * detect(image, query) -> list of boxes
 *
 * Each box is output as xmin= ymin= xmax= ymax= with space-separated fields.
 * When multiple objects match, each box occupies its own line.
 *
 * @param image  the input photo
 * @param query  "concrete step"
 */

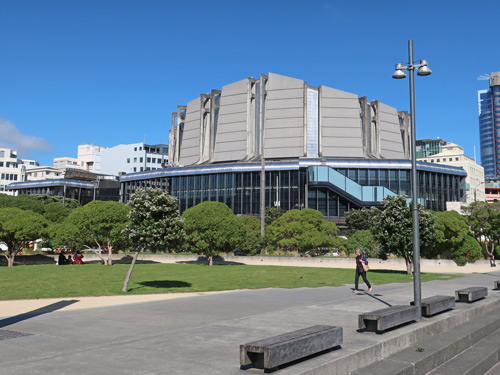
xmin=426 ymin=327 xmax=500 ymax=375
xmin=350 ymin=310 xmax=500 ymax=375
xmin=484 ymin=361 xmax=500 ymax=375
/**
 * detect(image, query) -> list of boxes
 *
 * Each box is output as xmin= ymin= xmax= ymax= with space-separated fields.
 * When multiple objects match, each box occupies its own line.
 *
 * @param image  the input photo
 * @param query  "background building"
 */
xmin=417 ymin=139 xmax=484 ymax=204
xmin=122 ymin=73 xmax=466 ymax=217
xmin=0 ymin=148 xmax=24 ymax=195
xmin=100 ymin=142 xmax=168 ymax=176
xmin=478 ymin=72 xmax=500 ymax=178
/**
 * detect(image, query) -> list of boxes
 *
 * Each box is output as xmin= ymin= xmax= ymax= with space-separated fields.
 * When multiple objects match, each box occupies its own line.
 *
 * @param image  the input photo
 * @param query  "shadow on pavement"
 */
xmin=0 ymin=300 xmax=79 ymax=328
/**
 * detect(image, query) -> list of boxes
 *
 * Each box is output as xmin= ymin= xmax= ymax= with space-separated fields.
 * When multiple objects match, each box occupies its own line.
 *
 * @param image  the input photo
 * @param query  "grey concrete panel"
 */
xmin=217 ymin=93 xmax=248 ymax=106
xmin=320 ymin=85 xmax=358 ymax=99
xmin=218 ymin=111 xmax=247 ymax=123
xmin=322 ymin=107 xmax=361 ymax=118
xmin=216 ymin=101 xmax=247 ymax=114
xmin=323 ymin=127 xmax=366 ymax=138
xmin=322 ymin=146 xmax=364 ymax=157
xmin=321 ymin=97 xmax=360 ymax=108
xmin=265 ymin=98 xmax=304 ymax=110
xmin=213 ymin=79 xmax=250 ymax=163
xmin=265 ymin=107 xmax=304 ymax=120
xmin=320 ymin=86 xmax=363 ymax=158
xmin=264 ymin=74 xmax=305 ymax=159
xmin=267 ymin=72 xmax=304 ymax=90
xmin=178 ymin=97 xmax=202 ymax=166
xmin=378 ymin=103 xmax=405 ymax=159
xmin=266 ymin=128 xmax=303 ymax=139
xmin=267 ymin=88 xmax=304 ymax=100
xmin=262 ymin=118 xmax=303 ymax=129
xmin=324 ymin=138 xmax=366 ymax=148
xmin=220 ymin=77 xmax=249 ymax=96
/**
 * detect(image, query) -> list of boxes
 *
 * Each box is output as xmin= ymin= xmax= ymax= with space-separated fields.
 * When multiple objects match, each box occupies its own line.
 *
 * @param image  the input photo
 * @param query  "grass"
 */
xmin=0 ymin=263 xmax=460 ymax=300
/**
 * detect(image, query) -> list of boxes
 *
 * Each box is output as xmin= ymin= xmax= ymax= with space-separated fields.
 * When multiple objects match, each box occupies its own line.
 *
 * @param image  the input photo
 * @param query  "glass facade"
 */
xmin=121 ymin=160 xmax=466 ymax=217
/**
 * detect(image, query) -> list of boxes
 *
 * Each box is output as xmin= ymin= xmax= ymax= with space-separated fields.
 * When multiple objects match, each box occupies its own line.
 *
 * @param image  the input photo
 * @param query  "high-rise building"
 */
xmin=0 ymin=148 xmax=25 ymax=195
xmin=478 ymin=72 xmax=500 ymax=178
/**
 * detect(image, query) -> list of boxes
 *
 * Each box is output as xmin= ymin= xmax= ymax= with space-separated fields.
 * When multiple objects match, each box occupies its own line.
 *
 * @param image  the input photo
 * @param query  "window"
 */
xmin=449 ymin=158 xmax=452 ymax=161
xmin=140 ymin=167 xmax=143 ymax=171
xmin=134 ymin=147 xmax=137 ymax=151
xmin=147 ymin=158 xmax=151 ymax=163
xmin=140 ymin=157 xmax=143 ymax=163
xmin=134 ymin=157 xmax=137 ymax=162
xmin=455 ymin=157 xmax=459 ymax=161
xmin=431 ymin=159 xmax=434 ymax=162
xmin=133 ymin=167 xmax=137 ymax=172
xmin=152 ymin=158 xmax=156 ymax=163
xmin=139 ymin=147 xmax=142 ymax=151
xmin=127 ymin=158 xmax=130 ymax=163
xmin=437 ymin=159 xmax=440 ymax=162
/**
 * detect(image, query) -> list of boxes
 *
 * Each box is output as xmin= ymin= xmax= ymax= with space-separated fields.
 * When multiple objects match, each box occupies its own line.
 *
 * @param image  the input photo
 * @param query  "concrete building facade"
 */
xmin=123 ymin=73 xmax=466 ymax=216
xmin=417 ymin=140 xmax=485 ymax=204
xmin=0 ymin=148 xmax=24 ymax=195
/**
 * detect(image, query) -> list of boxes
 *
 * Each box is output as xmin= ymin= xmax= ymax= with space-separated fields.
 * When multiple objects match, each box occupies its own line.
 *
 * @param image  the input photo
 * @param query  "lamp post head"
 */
xmin=392 ymin=63 xmax=407 ymax=79
xmin=417 ymin=59 xmax=432 ymax=76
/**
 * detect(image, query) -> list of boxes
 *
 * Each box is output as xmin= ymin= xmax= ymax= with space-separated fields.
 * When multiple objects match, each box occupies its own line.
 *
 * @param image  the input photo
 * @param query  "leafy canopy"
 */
xmin=267 ymin=208 xmax=338 ymax=254
xmin=371 ymin=196 xmax=435 ymax=274
xmin=127 ymin=188 xmax=185 ymax=252
xmin=0 ymin=207 xmax=48 ymax=266
xmin=183 ymin=201 xmax=244 ymax=264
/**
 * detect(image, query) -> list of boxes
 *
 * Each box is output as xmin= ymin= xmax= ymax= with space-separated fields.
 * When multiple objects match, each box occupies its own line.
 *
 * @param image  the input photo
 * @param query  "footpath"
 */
xmin=0 ymin=259 xmax=499 ymax=374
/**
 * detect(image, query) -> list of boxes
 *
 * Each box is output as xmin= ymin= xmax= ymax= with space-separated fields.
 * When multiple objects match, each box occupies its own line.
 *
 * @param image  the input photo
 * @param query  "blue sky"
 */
xmin=0 ymin=0 xmax=498 ymax=166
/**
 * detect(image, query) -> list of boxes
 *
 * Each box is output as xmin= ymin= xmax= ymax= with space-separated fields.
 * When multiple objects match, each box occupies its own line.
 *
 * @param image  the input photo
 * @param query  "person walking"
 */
xmin=353 ymin=248 xmax=372 ymax=293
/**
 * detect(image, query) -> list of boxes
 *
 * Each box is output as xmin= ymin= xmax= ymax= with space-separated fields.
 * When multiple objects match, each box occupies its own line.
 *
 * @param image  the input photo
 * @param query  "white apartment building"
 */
xmin=418 ymin=142 xmax=485 ymax=204
xmin=100 ymin=143 xmax=168 ymax=176
xmin=53 ymin=157 xmax=83 ymax=170
xmin=0 ymin=148 xmax=24 ymax=195
xmin=19 ymin=159 xmax=40 ymax=169
xmin=25 ymin=166 xmax=64 ymax=181
xmin=77 ymin=144 xmax=105 ymax=172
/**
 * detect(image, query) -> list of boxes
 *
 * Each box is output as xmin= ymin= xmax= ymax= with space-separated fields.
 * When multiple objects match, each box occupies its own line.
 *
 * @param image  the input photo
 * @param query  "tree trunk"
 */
xmin=404 ymin=256 xmax=413 ymax=275
xmin=208 ymin=255 xmax=213 ymax=266
xmin=107 ymin=243 xmax=113 ymax=266
xmin=7 ymin=254 xmax=15 ymax=267
xmin=122 ymin=250 xmax=140 ymax=292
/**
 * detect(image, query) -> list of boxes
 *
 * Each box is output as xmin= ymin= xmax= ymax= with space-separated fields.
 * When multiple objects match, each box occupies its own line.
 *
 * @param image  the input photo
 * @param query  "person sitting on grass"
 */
xmin=58 ymin=252 xmax=67 ymax=265
xmin=72 ymin=250 xmax=84 ymax=265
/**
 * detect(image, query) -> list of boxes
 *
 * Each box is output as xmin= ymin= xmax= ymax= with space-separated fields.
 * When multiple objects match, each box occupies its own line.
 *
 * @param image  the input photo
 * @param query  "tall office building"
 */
xmin=479 ymin=72 xmax=500 ymax=178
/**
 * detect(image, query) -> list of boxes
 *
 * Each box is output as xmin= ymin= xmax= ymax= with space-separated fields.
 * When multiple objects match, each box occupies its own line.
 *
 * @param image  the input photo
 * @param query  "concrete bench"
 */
xmin=494 ymin=280 xmax=500 ymax=290
xmin=455 ymin=287 xmax=488 ymax=303
xmin=358 ymin=305 xmax=418 ymax=333
xmin=240 ymin=325 xmax=342 ymax=371
xmin=411 ymin=295 xmax=455 ymax=317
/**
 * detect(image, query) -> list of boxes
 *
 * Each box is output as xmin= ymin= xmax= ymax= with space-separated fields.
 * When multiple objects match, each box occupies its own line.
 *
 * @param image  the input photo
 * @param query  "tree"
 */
xmin=265 ymin=207 xmax=284 ymax=225
xmin=237 ymin=215 xmax=263 ymax=255
xmin=429 ymin=210 xmax=479 ymax=264
xmin=0 ymin=208 xmax=48 ymax=266
xmin=371 ymin=196 xmax=435 ymax=275
xmin=122 ymin=188 xmax=185 ymax=292
xmin=266 ymin=209 xmax=338 ymax=254
xmin=464 ymin=201 xmax=500 ymax=261
xmin=52 ymin=201 xmax=130 ymax=265
xmin=183 ymin=201 xmax=243 ymax=265
xmin=347 ymin=230 xmax=380 ymax=258
xmin=345 ymin=207 xmax=379 ymax=237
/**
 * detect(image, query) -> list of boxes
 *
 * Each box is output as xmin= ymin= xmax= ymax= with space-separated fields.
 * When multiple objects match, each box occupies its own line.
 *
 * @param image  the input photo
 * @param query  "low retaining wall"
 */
xmin=10 ymin=253 xmax=493 ymax=273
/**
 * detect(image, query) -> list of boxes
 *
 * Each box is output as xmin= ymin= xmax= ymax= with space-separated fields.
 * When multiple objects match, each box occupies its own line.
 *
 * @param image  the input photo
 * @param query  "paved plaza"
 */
xmin=0 ymin=269 xmax=499 ymax=374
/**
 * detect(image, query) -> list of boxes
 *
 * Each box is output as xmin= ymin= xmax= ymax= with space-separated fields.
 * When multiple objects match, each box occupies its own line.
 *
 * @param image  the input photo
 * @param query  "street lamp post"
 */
xmin=392 ymin=40 xmax=432 ymax=320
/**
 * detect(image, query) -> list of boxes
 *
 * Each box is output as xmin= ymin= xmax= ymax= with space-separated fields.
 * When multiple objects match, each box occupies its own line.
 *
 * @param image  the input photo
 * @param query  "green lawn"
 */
xmin=0 ymin=263 xmax=460 ymax=300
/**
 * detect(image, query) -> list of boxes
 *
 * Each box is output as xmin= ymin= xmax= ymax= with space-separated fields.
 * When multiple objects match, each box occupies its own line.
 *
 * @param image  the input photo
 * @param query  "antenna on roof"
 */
xmin=477 ymin=74 xmax=491 ymax=81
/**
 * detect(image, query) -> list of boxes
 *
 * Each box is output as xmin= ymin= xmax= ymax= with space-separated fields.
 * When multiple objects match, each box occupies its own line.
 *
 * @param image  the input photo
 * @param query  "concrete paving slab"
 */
xmin=0 ymin=270 xmax=499 ymax=374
